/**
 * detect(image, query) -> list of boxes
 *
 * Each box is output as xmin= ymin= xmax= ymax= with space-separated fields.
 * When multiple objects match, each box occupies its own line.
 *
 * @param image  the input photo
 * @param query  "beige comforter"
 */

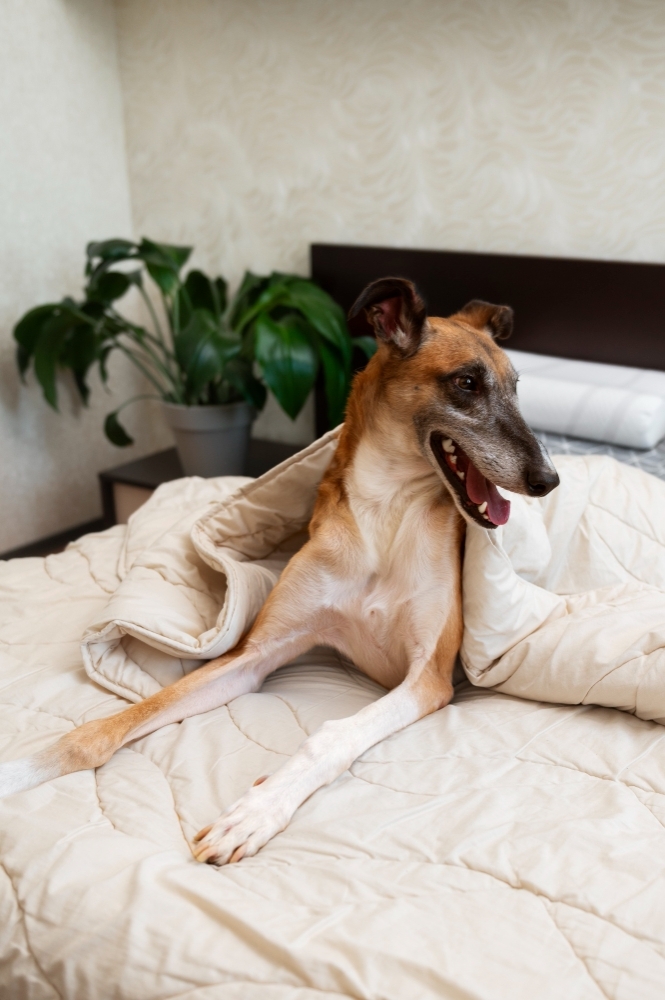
xmin=2 ymin=435 xmax=665 ymax=998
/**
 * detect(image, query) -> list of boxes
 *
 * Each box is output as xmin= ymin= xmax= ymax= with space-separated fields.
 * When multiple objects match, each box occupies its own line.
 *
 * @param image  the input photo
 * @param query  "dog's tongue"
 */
xmin=465 ymin=460 xmax=511 ymax=526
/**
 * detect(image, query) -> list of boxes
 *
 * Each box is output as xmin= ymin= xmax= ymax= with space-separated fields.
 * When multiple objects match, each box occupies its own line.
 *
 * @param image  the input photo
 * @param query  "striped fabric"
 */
xmin=537 ymin=429 xmax=665 ymax=482
xmin=506 ymin=349 xmax=665 ymax=450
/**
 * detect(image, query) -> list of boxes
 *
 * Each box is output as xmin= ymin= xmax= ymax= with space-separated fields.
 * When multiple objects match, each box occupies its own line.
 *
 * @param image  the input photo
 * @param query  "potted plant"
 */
xmin=14 ymin=238 xmax=375 ymax=476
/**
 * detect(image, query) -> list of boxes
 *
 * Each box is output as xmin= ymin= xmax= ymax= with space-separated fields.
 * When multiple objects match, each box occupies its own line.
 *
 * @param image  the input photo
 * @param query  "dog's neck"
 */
xmin=311 ymin=359 xmax=459 ymax=550
xmin=343 ymin=408 xmax=453 ymax=557
xmin=346 ymin=412 xmax=436 ymax=506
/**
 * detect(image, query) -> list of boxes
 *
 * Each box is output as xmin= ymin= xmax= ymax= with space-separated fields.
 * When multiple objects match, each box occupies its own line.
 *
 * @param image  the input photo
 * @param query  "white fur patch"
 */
xmin=0 ymin=758 xmax=46 ymax=798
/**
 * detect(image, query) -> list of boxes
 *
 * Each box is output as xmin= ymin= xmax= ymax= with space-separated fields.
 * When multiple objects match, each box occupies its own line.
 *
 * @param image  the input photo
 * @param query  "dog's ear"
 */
xmin=348 ymin=277 xmax=427 ymax=356
xmin=455 ymin=300 xmax=513 ymax=341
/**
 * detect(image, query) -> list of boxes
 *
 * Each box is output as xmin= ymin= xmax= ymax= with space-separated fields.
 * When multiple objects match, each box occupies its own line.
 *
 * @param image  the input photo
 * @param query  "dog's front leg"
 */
xmin=0 ymin=537 xmax=336 ymax=800
xmin=193 ymin=665 xmax=453 ymax=864
xmin=0 ymin=604 xmax=315 ymax=799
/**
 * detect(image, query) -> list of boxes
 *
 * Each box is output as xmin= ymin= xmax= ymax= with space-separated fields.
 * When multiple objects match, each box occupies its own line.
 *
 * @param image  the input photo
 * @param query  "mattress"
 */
xmin=2 ymin=454 xmax=665 ymax=998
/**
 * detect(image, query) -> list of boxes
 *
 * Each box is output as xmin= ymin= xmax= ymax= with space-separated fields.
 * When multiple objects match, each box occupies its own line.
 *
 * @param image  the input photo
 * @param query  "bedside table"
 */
xmin=98 ymin=438 xmax=302 ymax=526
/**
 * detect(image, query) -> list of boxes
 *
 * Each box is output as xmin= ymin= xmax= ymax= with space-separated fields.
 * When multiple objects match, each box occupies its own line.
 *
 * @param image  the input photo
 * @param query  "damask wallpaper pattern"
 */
xmin=115 ymin=0 xmax=665 ymax=283
xmin=114 ymin=0 xmax=665 ymax=443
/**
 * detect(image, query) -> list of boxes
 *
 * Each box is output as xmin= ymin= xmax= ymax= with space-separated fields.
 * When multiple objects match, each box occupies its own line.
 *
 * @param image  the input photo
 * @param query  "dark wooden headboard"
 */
xmin=311 ymin=242 xmax=665 ymax=434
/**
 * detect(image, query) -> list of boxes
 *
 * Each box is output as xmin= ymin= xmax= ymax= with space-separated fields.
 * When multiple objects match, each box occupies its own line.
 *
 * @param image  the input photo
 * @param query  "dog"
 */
xmin=0 ymin=277 xmax=559 ymax=865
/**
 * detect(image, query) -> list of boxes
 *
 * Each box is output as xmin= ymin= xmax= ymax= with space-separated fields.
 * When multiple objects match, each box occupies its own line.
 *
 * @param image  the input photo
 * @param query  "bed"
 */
xmin=2 ymin=244 xmax=665 ymax=1000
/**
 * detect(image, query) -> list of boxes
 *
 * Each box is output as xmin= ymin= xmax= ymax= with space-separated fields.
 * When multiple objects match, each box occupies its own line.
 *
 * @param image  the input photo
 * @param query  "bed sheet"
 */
xmin=538 ymin=429 xmax=665 ymax=479
xmin=2 ymin=525 xmax=665 ymax=998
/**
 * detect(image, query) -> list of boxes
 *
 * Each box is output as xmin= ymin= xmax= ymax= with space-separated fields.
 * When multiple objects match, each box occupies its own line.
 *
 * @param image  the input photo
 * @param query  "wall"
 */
xmin=5 ymin=0 xmax=665 ymax=548
xmin=114 ymin=0 xmax=665 ymax=428
xmin=0 ymin=0 xmax=172 ymax=552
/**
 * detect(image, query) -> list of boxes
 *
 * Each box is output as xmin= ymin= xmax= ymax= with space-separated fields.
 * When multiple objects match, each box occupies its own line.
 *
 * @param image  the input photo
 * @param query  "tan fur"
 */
xmin=0 ymin=283 xmax=557 ymax=864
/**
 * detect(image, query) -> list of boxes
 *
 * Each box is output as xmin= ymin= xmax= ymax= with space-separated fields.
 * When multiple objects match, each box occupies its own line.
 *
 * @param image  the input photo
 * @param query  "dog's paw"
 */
xmin=192 ymin=776 xmax=289 ymax=865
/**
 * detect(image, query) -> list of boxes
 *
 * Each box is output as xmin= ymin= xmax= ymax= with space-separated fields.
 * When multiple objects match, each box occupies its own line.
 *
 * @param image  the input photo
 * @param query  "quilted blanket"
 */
xmin=1 ymin=438 xmax=665 ymax=998
xmin=82 ymin=429 xmax=665 ymax=725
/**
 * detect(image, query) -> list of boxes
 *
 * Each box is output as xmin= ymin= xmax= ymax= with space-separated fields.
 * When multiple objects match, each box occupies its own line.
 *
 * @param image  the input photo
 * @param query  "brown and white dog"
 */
xmin=0 ymin=278 xmax=559 ymax=864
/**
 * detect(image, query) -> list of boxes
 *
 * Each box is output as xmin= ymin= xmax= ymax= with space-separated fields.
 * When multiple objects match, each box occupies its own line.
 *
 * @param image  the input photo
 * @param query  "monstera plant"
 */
xmin=14 ymin=238 xmax=375 ymax=475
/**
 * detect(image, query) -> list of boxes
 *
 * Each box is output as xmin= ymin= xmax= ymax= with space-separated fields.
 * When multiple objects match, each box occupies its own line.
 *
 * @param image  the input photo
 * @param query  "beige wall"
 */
xmin=114 ymin=0 xmax=665 ymax=443
xmin=115 ymin=0 xmax=665 ymax=270
xmin=0 ymin=0 xmax=171 ymax=553
xmin=5 ymin=0 xmax=665 ymax=548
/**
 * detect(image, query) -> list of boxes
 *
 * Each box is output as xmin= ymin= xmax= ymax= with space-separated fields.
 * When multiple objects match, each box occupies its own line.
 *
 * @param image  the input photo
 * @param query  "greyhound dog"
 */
xmin=0 ymin=278 xmax=559 ymax=865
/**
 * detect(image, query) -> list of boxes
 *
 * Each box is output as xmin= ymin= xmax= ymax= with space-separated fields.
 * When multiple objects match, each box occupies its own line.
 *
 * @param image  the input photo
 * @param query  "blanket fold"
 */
xmin=461 ymin=455 xmax=665 ymax=724
xmin=82 ymin=430 xmax=339 ymax=702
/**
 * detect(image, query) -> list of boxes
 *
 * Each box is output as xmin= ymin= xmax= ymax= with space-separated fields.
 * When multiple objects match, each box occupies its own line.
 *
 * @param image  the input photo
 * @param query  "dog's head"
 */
xmin=349 ymin=277 xmax=559 ymax=529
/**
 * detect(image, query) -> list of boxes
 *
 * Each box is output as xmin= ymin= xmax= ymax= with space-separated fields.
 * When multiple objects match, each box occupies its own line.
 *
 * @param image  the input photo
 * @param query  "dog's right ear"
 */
xmin=348 ymin=277 xmax=427 ymax=356
xmin=455 ymin=299 xmax=513 ymax=341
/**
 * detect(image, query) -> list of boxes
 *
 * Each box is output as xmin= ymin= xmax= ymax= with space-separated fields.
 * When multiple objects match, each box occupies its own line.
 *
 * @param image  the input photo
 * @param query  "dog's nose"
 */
xmin=526 ymin=467 xmax=560 ymax=497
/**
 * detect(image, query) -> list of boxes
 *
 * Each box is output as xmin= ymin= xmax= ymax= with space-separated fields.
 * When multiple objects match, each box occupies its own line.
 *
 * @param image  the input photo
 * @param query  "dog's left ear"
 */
xmin=348 ymin=277 xmax=427 ymax=356
xmin=455 ymin=299 xmax=513 ymax=340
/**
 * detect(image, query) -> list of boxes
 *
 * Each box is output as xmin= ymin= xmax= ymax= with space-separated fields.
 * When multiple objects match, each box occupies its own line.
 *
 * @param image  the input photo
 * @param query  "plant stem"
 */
xmin=136 ymin=285 xmax=171 ymax=356
xmin=117 ymin=343 xmax=172 ymax=398
xmin=234 ymin=291 xmax=286 ymax=335
xmin=171 ymin=290 xmax=180 ymax=338
xmin=113 ymin=317 xmax=181 ymax=398
xmin=111 ymin=392 xmax=163 ymax=416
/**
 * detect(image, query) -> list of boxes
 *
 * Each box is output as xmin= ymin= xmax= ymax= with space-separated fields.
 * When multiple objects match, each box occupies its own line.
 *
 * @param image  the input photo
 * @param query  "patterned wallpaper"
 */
xmin=116 ymin=0 xmax=665 ymax=278
xmin=114 ymin=0 xmax=665 ymax=443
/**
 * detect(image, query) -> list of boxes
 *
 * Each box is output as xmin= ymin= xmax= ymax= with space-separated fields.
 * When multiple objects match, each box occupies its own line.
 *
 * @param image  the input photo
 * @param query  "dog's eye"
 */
xmin=455 ymin=375 xmax=479 ymax=392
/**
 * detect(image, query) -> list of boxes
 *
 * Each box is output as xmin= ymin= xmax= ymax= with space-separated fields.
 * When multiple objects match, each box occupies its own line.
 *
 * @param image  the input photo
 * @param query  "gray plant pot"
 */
xmin=162 ymin=401 xmax=255 ymax=478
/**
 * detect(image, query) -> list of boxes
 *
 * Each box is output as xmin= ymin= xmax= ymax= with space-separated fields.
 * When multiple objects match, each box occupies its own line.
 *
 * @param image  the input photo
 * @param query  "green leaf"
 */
xmin=280 ymin=280 xmax=352 ymax=368
xmin=16 ymin=343 xmax=31 ymax=377
xmin=224 ymin=357 xmax=267 ymax=410
xmin=13 ymin=304 xmax=60 ymax=375
xmin=175 ymin=287 xmax=192 ymax=330
xmin=254 ymin=313 xmax=318 ymax=420
xmin=185 ymin=270 xmax=221 ymax=317
xmin=138 ymin=239 xmax=192 ymax=296
xmin=85 ymin=239 xmax=138 ymax=278
xmin=87 ymin=238 xmax=136 ymax=262
xmin=87 ymin=270 xmax=131 ymax=304
xmin=143 ymin=260 xmax=180 ymax=297
xmin=214 ymin=277 xmax=228 ymax=315
xmin=237 ymin=283 xmax=289 ymax=333
xmin=81 ymin=299 xmax=107 ymax=321
xmin=60 ymin=325 xmax=100 ymax=404
xmin=33 ymin=311 xmax=78 ymax=409
xmin=104 ymin=409 xmax=134 ymax=446
xmin=142 ymin=238 xmax=192 ymax=270
xmin=319 ymin=341 xmax=349 ymax=428
xmin=174 ymin=313 xmax=220 ymax=401
xmin=229 ymin=271 xmax=271 ymax=329
xmin=352 ymin=335 xmax=378 ymax=360
xmin=174 ymin=309 xmax=241 ymax=403
xmin=99 ymin=345 xmax=114 ymax=385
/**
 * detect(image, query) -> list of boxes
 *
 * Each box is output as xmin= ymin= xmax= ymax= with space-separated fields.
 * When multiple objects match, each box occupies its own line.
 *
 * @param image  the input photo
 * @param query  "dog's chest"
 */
xmin=332 ymin=476 xmax=458 ymax=686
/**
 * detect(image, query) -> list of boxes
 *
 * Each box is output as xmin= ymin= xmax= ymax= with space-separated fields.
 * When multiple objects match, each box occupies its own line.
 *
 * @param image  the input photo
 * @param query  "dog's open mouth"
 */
xmin=430 ymin=433 xmax=511 ymax=528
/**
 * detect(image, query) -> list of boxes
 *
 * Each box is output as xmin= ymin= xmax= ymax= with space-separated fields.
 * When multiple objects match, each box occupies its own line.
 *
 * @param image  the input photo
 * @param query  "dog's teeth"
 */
xmin=443 ymin=439 xmax=455 ymax=453
xmin=477 ymin=502 xmax=487 ymax=514
xmin=449 ymin=455 xmax=457 ymax=466
xmin=457 ymin=470 xmax=465 ymax=480
xmin=482 ymin=514 xmax=490 ymax=520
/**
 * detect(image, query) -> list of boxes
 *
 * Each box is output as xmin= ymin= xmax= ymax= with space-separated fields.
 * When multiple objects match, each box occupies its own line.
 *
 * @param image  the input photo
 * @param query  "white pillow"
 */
xmin=505 ymin=349 xmax=665 ymax=450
